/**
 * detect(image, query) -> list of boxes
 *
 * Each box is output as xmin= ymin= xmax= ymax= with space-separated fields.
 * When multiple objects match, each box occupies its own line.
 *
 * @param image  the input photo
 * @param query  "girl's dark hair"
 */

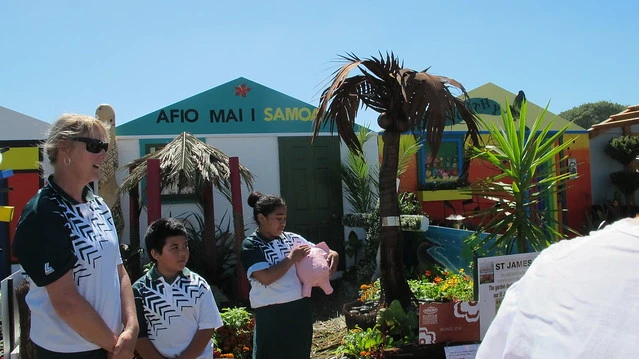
xmin=247 ymin=191 xmax=286 ymax=222
xmin=144 ymin=217 xmax=187 ymax=262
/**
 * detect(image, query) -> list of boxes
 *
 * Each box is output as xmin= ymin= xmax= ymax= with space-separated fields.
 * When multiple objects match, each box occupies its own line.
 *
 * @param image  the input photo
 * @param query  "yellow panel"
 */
xmin=0 ymin=147 xmax=40 ymax=170
xmin=419 ymin=190 xmax=471 ymax=202
xmin=0 ymin=206 xmax=14 ymax=222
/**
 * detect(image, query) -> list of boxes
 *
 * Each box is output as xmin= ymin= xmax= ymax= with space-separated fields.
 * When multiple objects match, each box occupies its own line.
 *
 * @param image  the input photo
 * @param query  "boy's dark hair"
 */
xmin=144 ymin=217 xmax=187 ymax=262
xmin=247 ymin=191 xmax=286 ymax=222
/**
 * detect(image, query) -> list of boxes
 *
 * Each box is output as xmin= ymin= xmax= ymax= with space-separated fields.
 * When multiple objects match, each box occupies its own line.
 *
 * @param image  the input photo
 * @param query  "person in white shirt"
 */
xmin=13 ymin=114 xmax=138 ymax=359
xmin=476 ymin=215 xmax=639 ymax=358
xmin=241 ymin=191 xmax=339 ymax=359
xmin=133 ymin=218 xmax=223 ymax=359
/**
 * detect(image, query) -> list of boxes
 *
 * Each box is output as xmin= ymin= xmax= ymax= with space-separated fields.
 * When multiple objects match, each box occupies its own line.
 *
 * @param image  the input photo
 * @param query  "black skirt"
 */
xmin=252 ymin=297 xmax=313 ymax=359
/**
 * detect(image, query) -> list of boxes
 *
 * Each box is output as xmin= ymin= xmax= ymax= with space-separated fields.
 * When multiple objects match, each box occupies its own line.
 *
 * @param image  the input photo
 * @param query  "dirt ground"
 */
xmin=310 ymin=276 xmax=360 ymax=359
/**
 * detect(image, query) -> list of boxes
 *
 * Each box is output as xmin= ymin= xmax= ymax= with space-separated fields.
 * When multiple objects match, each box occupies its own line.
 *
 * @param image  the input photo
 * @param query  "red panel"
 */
xmin=7 ymin=172 xmax=42 ymax=262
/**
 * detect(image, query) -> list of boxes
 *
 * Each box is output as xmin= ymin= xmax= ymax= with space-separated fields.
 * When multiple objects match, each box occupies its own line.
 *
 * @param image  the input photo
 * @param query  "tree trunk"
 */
xmin=379 ymin=130 xmax=413 ymax=309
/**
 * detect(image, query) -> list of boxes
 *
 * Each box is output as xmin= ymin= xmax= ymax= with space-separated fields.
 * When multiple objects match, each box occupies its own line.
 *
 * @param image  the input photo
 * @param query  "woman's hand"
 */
xmin=327 ymin=250 xmax=339 ymax=275
xmin=288 ymin=245 xmax=311 ymax=263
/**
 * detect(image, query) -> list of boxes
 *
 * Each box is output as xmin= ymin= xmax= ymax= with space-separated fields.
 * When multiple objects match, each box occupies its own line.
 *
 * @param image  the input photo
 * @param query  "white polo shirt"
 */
xmin=133 ymin=266 xmax=223 ymax=359
xmin=13 ymin=177 xmax=123 ymax=353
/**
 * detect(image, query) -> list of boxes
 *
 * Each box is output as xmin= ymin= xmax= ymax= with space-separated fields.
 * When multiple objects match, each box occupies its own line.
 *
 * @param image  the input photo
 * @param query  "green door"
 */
xmin=279 ymin=136 xmax=344 ymax=268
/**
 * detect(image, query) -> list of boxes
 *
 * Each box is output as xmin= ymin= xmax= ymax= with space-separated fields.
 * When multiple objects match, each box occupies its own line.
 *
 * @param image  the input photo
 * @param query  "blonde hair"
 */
xmin=43 ymin=113 xmax=110 ymax=164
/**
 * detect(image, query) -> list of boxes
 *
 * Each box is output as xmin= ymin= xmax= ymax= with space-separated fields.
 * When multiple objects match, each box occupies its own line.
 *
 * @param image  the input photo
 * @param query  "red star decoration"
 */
xmin=235 ymin=84 xmax=251 ymax=97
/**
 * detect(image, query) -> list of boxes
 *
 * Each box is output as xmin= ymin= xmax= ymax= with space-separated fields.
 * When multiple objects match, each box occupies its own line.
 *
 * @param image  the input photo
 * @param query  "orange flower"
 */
xmin=434 ymin=276 xmax=442 ymax=283
xmin=360 ymin=284 xmax=371 ymax=290
xmin=425 ymin=270 xmax=432 ymax=277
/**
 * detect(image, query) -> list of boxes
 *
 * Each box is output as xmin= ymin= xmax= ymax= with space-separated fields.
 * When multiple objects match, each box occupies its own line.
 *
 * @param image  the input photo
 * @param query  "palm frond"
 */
xmin=117 ymin=132 xmax=255 ymax=205
xmin=314 ymin=52 xmax=480 ymax=158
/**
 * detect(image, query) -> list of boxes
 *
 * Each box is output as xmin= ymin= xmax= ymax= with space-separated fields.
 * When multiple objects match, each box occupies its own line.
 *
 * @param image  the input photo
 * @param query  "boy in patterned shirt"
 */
xmin=133 ymin=218 xmax=223 ymax=359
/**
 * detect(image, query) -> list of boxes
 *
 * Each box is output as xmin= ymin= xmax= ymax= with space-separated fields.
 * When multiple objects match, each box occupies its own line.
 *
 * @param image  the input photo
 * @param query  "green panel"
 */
xmin=117 ymin=77 xmax=332 ymax=136
xmin=279 ymin=136 xmax=344 ymax=268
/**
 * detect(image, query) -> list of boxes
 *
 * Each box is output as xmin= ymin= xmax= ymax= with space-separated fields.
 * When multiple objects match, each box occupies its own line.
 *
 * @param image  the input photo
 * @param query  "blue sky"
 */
xmin=2 ymin=1 xmax=637 ymax=131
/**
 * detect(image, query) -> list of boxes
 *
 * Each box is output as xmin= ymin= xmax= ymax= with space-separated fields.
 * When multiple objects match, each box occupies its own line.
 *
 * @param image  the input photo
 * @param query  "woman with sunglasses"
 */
xmin=13 ymin=114 xmax=138 ymax=359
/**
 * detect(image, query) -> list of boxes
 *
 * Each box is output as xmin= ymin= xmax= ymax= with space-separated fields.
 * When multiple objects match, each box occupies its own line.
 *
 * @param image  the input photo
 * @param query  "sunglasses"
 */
xmin=70 ymin=137 xmax=109 ymax=154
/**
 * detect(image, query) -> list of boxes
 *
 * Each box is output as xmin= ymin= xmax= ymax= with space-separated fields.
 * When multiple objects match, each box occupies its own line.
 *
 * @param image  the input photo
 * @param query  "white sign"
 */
xmin=444 ymin=343 xmax=480 ymax=359
xmin=477 ymin=252 xmax=539 ymax=338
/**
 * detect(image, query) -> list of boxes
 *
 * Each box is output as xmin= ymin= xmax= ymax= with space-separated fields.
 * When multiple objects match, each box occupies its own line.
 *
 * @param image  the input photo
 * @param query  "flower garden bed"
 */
xmin=333 ymin=267 xmax=476 ymax=358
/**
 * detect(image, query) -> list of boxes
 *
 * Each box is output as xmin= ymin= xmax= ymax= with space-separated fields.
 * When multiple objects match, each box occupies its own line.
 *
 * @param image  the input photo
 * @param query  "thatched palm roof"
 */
xmin=118 ymin=132 xmax=254 ymax=201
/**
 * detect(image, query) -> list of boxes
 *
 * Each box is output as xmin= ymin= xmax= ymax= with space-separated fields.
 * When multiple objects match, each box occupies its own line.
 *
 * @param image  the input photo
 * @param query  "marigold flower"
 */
xmin=459 ymin=268 xmax=464 ymax=273
xmin=360 ymin=284 xmax=371 ymax=290
xmin=425 ymin=270 xmax=432 ymax=277
xmin=434 ymin=276 xmax=442 ymax=283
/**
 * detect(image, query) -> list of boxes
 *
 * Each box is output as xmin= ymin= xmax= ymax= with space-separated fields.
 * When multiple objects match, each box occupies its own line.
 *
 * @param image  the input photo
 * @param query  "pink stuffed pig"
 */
xmin=294 ymin=241 xmax=334 ymax=297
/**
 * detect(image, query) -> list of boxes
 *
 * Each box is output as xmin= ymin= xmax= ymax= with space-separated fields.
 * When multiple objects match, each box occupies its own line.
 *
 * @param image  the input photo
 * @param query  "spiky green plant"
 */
xmin=340 ymin=125 xmax=380 ymax=214
xmin=466 ymin=100 xmax=578 ymax=254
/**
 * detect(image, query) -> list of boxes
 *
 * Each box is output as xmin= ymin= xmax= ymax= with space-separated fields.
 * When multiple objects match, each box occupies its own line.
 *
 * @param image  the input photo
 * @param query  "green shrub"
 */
xmin=213 ymin=307 xmax=254 ymax=359
xmin=359 ymin=267 xmax=473 ymax=303
xmin=336 ymin=325 xmax=392 ymax=359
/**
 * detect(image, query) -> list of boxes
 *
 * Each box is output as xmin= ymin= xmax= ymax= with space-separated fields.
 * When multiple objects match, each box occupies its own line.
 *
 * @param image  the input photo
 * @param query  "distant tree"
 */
xmin=558 ymin=101 xmax=627 ymax=129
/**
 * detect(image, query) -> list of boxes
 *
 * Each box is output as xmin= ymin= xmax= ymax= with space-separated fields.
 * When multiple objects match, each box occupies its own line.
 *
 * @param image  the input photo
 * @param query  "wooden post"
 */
xmin=128 ymin=167 xmax=141 ymax=280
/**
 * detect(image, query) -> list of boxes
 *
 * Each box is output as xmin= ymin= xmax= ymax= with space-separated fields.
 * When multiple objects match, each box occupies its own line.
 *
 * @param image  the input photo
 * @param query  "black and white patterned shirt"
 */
xmin=13 ymin=175 xmax=123 ymax=353
xmin=241 ymin=231 xmax=312 ymax=308
xmin=133 ymin=266 xmax=223 ymax=359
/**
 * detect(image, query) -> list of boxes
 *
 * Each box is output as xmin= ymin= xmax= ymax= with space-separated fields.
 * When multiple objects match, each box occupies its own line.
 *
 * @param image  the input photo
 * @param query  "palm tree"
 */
xmin=313 ymin=53 xmax=480 ymax=308
xmin=118 ymin=132 xmax=254 ymax=281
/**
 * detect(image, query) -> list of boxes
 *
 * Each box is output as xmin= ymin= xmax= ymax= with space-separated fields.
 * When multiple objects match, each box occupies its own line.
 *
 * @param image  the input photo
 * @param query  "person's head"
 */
xmin=43 ymin=113 xmax=110 ymax=183
xmin=144 ymin=218 xmax=189 ymax=275
xmin=247 ymin=191 xmax=287 ymax=239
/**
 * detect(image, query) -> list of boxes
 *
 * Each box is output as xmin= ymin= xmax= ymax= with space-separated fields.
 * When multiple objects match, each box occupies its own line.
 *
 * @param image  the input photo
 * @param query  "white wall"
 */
xmin=340 ymin=134 xmax=380 ymax=267
xmin=115 ymin=133 xmax=340 ymax=245
xmin=206 ymin=134 xmax=281 ymax=235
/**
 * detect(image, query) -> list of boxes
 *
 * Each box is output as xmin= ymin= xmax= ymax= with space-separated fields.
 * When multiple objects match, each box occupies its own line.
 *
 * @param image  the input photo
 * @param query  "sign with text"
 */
xmin=418 ymin=301 xmax=480 ymax=345
xmin=477 ymin=252 xmax=539 ymax=338
xmin=444 ymin=343 xmax=480 ymax=359
xmin=116 ymin=77 xmax=336 ymax=136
